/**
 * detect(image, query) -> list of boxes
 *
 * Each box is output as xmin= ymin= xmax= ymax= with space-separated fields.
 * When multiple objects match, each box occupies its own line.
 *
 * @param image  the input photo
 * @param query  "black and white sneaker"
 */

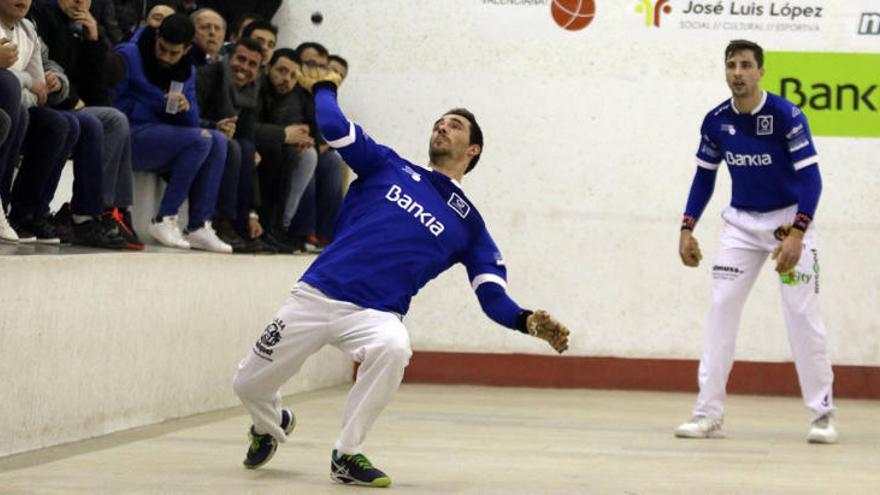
xmin=242 ymin=409 xmax=295 ymax=469
xmin=11 ymin=215 xmax=60 ymax=244
xmin=330 ymin=450 xmax=391 ymax=488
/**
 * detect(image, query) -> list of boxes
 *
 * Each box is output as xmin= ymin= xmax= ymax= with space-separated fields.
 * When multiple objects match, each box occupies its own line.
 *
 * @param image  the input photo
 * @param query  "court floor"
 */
xmin=1 ymin=385 xmax=878 ymax=494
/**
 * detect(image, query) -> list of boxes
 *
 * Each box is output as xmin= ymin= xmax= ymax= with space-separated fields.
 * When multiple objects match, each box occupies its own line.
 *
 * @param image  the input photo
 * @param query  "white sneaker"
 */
xmin=0 ymin=213 xmax=20 ymax=243
xmin=185 ymin=221 xmax=232 ymax=253
xmin=807 ymin=414 xmax=838 ymax=444
xmin=674 ymin=415 xmax=725 ymax=438
xmin=148 ymin=215 xmax=190 ymax=249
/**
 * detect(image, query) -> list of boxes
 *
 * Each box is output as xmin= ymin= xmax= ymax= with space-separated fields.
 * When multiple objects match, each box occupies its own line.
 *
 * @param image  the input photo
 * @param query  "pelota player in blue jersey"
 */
xmin=232 ymin=66 xmax=571 ymax=487
xmin=674 ymin=40 xmax=837 ymax=444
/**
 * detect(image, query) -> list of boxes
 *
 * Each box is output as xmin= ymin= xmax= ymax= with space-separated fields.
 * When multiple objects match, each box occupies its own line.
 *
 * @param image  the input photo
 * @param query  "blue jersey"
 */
xmin=695 ymin=91 xmax=819 ymax=212
xmin=300 ymin=117 xmax=508 ymax=317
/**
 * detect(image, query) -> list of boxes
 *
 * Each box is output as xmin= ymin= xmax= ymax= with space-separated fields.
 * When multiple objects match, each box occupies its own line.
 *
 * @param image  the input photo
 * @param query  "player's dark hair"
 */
xmin=445 ymin=108 xmax=483 ymax=173
xmin=294 ymin=42 xmax=330 ymax=63
xmin=158 ymin=13 xmax=195 ymax=45
xmin=233 ymin=37 xmax=265 ymax=62
xmin=242 ymin=20 xmax=278 ymax=40
xmin=269 ymin=47 xmax=297 ymax=67
xmin=725 ymin=39 xmax=763 ymax=68
xmin=328 ymin=54 xmax=348 ymax=70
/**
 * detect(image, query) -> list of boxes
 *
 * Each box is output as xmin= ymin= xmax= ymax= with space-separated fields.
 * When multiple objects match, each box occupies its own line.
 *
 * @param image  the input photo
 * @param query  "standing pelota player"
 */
xmin=674 ymin=40 xmax=837 ymax=444
xmin=232 ymin=65 xmax=571 ymax=487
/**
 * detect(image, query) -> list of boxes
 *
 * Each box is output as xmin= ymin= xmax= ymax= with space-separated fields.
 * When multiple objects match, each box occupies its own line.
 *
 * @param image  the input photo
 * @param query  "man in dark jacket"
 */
xmin=113 ymin=13 xmax=230 ymax=252
xmin=196 ymin=37 xmax=263 ymax=252
xmin=253 ymin=47 xmax=317 ymax=252
xmin=31 ymin=0 xmax=143 ymax=249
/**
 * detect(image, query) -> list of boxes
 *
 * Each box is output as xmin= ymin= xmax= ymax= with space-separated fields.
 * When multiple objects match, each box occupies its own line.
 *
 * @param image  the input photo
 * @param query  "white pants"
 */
xmin=693 ymin=205 xmax=834 ymax=422
xmin=233 ymin=283 xmax=412 ymax=455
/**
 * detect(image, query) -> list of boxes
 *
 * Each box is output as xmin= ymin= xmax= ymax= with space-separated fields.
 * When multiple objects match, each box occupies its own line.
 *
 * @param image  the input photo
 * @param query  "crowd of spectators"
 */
xmin=0 ymin=0 xmax=348 ymax=254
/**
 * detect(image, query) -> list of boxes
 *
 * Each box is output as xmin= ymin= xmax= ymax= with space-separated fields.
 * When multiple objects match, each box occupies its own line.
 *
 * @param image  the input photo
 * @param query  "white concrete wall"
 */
xmin=0 ymin=253 xmax=351 ymax=457
xmin=275 ymin=1 xmax=880 ymax=365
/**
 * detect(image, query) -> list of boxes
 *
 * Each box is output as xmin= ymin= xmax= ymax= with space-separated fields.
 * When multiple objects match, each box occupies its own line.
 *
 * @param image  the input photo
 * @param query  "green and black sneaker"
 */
xmin=330 ymin=449 xmax=391 ymax=487
xmin=242 ymin=409 xmax=295 ymax=469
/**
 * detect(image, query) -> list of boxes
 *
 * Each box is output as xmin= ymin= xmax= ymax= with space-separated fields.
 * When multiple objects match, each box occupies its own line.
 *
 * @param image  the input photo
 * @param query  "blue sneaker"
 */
xmin=242 ymin=409 xmax=295 ymax=469
xmin=330 ymin=449 xmax=391 ymax=487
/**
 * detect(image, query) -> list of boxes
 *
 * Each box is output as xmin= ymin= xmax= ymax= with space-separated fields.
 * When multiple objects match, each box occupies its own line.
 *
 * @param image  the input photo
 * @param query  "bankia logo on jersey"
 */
xmin=725 ymin=151 xmax=772 ymax=166
xmin=385 ymin=185 xmax=445 ymax=237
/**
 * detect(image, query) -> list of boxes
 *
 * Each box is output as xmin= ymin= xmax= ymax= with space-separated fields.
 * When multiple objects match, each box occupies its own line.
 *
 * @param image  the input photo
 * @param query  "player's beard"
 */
xmin=428 ymin=143 xmax=450 ymax=165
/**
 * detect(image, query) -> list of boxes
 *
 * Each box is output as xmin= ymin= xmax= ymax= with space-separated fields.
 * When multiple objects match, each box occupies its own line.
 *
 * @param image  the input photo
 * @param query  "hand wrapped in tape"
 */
xmin=527 ymin=310 xmax=570 ymax=354
xmin=294 ymin=64 xmax=343 ymax=93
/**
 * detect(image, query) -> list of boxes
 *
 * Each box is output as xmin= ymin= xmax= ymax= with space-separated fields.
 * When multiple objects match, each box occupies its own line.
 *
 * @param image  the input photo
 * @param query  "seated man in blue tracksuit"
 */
xmin=112 ymin=13 xmax=230 ymax=253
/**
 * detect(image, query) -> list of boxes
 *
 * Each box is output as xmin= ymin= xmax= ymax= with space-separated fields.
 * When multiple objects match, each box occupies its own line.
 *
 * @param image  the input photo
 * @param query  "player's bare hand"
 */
xmin=772 ymin=228 xmax=803 ymax=273
xmin=0 ymin=38 xmax=19 ymax=69
xmin=294 ymin=63 xmax=342 ymax=93
xmin=527 ymin=310 xmax=570 ymax=354
xmin=679 ymin=230 xmax=702 ymax=267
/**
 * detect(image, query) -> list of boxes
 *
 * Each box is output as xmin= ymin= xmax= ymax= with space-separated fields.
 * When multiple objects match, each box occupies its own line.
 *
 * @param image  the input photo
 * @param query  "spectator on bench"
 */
xmin=288 ymin=43 xmax=345 ymax=252
xmin=189 ymin=7 xmax=223 ymax=67
xmin=32 ymin=0 xmax=144 ymax=249
xmin=196 ymin=37 xmax=265 ymax=253
xmin=0 ymin=61 xmax=24 ymax=242
xmin=1 ymin=0 xmax=100 ymax=246
xmin=239 ymin=19 xmax=274 ymax=72
xmin=254 ymin=47 xmax=316 ymax=253
xmin=142 ymin=0 xmax=177 ymax=30
xmin=113 ymin=13 xmax=230 ymax=252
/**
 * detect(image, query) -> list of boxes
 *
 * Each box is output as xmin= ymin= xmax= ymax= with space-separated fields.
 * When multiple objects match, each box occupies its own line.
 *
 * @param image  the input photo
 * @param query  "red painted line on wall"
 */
xmin=395 ymin=351 xmax=880 ymax=399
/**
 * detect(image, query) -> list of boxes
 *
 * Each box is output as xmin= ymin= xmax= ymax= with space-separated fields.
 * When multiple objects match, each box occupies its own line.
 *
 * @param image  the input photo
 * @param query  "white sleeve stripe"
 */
xmin=471 ymin=273 xmax=507 ymax=291
xmin=789 ymin=140 xmax=810 ymax=153
xmin=696 ymin=158 xmax=721 ymax=170
xmin=793 ymin=155 xmax=819 ymax=171
xmin=326 ymin=121 xmax=356 ymax=148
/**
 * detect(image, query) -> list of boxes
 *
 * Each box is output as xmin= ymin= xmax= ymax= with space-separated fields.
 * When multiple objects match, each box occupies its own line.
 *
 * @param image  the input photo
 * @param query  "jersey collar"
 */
xmin=730 ymin=90 xmax=767 ymax=115
xmin=418 ymin=163 xmax=463 ymax=189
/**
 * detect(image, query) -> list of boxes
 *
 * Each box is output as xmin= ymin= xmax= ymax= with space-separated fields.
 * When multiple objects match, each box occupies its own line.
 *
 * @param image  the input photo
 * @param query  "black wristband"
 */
xmin=792 ymin=212 xmax=812 ymax=232
xmin=681 ymin=214 xmax=697 ymax=231
xmin=515 ymin=310 xmax=533 ymax=334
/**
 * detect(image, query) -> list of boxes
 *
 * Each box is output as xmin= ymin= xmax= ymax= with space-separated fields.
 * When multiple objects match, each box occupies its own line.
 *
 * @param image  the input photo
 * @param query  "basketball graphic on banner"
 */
xmin=551 ymin=0 xmax=596 ymax=31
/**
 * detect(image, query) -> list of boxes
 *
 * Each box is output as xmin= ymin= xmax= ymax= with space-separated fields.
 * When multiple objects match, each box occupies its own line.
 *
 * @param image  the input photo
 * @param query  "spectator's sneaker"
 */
xmin=148 ymin=215 xmax=190 ymax=249
xmin=213 ymin=219 xmax=250 ymax=253
xmin=263 ymin=229 xmax=300 ymax=254
xmin=251 ymin=236 xmax=278 ymax=254
xmin=330 ymin=450 xmax=391 ymax=487
xmin=807 ymin=414 xmax=838 ymax=444
xmin=103 ymin=208 xmax=144 ymax=251
xmin=303 ymin=235 xmax=323 ymax=254
xmin=674 ymin=416 xmax=725 ymax=439
xmin=0 ymin=213 xmax=19 ymax=243
xmin=51 ymin=203 xmax=73 ymax=244
xmin=184 ymin=222 xmax=232 ymax=253
xmin=243 ymin=409 xmax=296 ymax=469
xmin=11 ymin=223 xmax=37 ymax=243
xmin=72 ymin=219 xmax=128 ymax=250
xmin=12 ymin=216 xmax=60 ymax=244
